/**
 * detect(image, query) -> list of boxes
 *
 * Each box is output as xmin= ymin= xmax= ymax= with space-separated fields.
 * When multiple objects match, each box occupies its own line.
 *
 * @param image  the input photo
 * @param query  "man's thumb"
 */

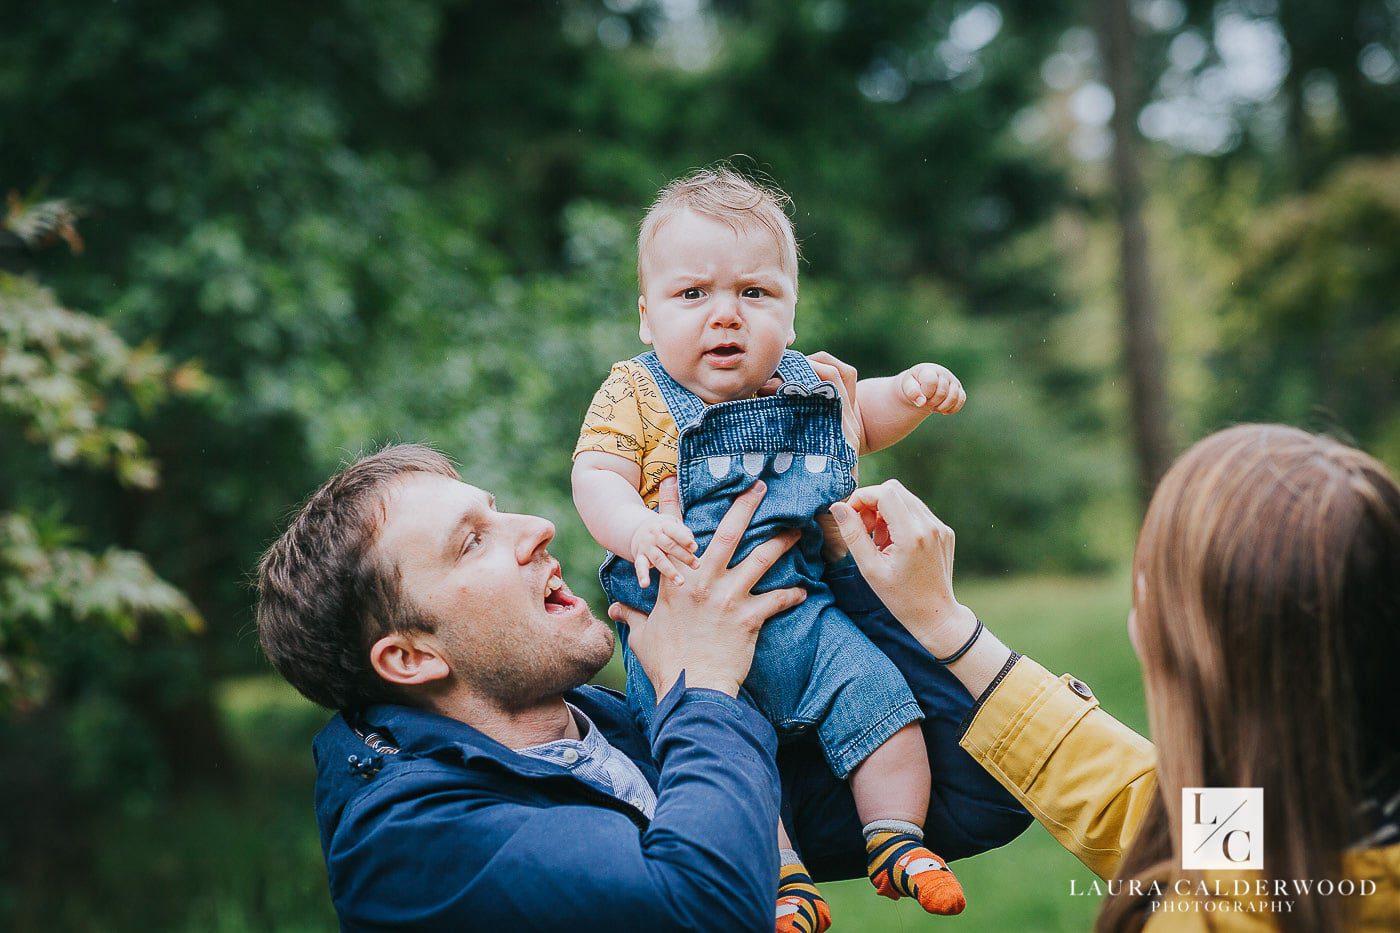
xmin=608 ymin=602 xmax=645 ymax=629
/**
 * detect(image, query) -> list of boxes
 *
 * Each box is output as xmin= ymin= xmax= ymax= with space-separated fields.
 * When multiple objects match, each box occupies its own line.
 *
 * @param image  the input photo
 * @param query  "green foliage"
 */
xmin=0 ymin=268 xmax=205 ymax=713
xmin=5 ymin=0 xmax=1397 ymax=926
xmin=0 ymin=272 xmax=202 ymax=488
xmin=1213 ymin=157 xmax=1400 ymax=465
xmin=0 ymin=512 xmax=201 ymax=712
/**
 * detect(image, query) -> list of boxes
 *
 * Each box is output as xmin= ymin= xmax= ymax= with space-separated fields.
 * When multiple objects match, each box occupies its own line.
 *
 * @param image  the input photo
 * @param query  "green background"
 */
xmin=2 ymin=1 xmax=1396 ymax=929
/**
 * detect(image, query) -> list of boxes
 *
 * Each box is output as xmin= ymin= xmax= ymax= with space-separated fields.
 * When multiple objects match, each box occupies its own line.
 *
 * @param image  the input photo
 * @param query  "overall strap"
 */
xmin=776 ymin=349 xmax=821 ymax=388
xmin=634 ymin=351 xmax=707 ymax=430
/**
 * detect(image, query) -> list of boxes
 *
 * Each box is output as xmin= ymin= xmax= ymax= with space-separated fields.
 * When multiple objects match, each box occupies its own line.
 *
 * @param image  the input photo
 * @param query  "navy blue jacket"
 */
xmin=313 ymin=562 xmax=1031 ymax=932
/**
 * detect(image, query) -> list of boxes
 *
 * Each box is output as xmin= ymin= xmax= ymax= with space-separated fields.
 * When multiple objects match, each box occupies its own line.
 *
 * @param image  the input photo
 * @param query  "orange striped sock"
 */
xmin=865 ymin=829 xmax=966 ymax=916
xmin=776 ymin=862 xmax=831 ymax=933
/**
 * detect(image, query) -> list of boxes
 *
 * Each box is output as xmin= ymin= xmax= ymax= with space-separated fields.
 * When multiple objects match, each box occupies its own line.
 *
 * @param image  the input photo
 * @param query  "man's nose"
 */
xmin=514 ymin=514 xmax=556 ymax=564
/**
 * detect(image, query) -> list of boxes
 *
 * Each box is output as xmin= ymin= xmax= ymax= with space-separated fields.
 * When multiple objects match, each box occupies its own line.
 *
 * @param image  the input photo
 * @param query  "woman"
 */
xmin=828 ymin=424 xmax=1399 ymax=931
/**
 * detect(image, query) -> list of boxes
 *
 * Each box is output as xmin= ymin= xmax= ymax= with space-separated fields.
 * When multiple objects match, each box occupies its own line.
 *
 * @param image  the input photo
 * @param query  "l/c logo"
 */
xmin=1181 ymin=787 xmax=1264 ymax=870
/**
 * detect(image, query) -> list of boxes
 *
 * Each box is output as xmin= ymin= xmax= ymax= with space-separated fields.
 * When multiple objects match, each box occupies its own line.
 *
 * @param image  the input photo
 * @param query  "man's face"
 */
xmin=374 ymin=474 xmax=614 ymax=709
xmin=639 ymin=209 xmax=798 ymax=404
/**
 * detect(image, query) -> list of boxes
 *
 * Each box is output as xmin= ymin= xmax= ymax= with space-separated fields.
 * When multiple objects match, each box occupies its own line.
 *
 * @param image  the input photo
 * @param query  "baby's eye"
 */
xmin=741 ymin=286 xmax=765 ymax=298
xmin=681 ymin=287 xmax=704 ymax=300
xmin=460 ymin=533 xmax=481 ymax=557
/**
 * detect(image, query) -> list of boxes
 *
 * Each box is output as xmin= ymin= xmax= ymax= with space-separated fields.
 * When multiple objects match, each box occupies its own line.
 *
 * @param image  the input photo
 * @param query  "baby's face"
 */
xmin=638 ymin=210 xmax=797 ymax=405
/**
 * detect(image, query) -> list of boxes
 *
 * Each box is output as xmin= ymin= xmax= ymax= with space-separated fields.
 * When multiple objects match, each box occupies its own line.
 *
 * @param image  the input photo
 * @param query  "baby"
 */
xmin=573 ymin=168 xmax=967 ymax=933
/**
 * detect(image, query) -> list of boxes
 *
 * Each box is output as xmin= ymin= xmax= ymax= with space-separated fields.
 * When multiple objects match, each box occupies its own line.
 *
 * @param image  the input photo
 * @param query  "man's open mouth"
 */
xmin=543 ymin=563 xmax=581 ymax=615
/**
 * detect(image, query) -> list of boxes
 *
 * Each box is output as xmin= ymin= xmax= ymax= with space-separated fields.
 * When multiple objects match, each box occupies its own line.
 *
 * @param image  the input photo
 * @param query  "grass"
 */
xmin=37 ymin=572 xmax=1144 ymax=932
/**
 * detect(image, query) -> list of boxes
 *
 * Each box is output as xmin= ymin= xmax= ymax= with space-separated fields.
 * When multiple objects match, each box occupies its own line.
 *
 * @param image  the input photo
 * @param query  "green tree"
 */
xmin=1212 ymin=157 xmax=1400 ymax=464
xmin=0 ymin=193 xmax=203 ymax=924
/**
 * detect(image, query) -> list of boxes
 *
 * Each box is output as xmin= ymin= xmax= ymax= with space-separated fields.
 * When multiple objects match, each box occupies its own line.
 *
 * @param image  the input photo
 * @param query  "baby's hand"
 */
xmin=630 ymin=512 xmax=700 ymax=588
xmin=900 ymin=363 xmax=966 ymax=415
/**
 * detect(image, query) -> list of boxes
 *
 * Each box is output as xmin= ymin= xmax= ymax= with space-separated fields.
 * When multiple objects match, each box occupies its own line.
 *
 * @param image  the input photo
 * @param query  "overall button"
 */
xmin=562 ymin=748 xmax=579 ymax=765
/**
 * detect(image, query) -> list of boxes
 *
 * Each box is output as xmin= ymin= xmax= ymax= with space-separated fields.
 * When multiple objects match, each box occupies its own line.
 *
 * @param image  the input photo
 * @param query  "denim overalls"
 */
xmin=602 ymin=350 xmax=922 ymax=778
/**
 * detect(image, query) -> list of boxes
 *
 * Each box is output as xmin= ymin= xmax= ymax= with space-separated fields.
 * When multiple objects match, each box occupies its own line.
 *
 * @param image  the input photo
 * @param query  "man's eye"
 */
xmin=741 ymin=286 xmax=765 ymax=298
xmin=681 ymin=287 xmax=704 ymax=300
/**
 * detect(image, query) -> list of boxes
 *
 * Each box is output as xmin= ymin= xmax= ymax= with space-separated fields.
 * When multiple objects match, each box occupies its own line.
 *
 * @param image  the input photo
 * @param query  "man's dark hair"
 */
xmin=256 ymin=444 xmax=459 ymax=710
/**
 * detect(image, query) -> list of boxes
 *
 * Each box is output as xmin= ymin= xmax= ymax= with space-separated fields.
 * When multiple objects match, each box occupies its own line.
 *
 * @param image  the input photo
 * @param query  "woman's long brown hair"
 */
xmin=1099 ymin=425 xmax=1400 ymax=932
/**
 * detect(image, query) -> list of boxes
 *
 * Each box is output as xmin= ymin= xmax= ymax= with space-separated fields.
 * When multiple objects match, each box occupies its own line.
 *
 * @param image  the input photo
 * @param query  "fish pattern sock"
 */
xmin=775 ymin=855 xmax=831 ymax=933
xmin=864 ymin=821 xmax=966 ymax=916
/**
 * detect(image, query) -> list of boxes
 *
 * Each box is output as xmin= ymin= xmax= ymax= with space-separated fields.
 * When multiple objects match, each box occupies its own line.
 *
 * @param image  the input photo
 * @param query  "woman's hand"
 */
xmin=609 ymin=477 xmax=805 ymax=699
xmin=828 ymin=479 xmax=979 ymax=659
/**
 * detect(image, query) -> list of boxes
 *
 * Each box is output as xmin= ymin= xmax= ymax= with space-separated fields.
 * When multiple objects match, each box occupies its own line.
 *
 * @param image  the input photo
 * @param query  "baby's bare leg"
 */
xmin=849 ymin=722 xmax=930 ymax=825
xmin=850 ymin=723 xmax=965 ymax=915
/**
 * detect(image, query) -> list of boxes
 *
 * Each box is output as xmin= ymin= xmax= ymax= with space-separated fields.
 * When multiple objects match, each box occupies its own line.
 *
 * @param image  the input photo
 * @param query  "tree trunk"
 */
xmin=1097 ymin=0 xmax=1174 ymax=505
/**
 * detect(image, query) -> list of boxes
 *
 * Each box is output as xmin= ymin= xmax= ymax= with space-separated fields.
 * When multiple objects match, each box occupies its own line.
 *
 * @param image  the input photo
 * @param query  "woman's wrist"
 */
xmin=910 ymin=601 xmax=980 ymax=659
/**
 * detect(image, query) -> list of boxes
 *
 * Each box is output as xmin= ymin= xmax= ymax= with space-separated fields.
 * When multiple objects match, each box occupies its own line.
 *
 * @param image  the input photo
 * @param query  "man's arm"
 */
xmin=328 ymin=685 xmax=781 ymax=933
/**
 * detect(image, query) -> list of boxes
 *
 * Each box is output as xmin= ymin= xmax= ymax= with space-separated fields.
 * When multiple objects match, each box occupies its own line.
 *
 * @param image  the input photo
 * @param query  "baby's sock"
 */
xmin=775 ymin=849 xmax=831 ymax=933
xmin=863 ymin=820 xmax=966 ymax=916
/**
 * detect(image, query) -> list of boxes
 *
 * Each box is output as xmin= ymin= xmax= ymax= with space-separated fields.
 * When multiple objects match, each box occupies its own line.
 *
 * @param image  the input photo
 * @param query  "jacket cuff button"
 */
xmin=1069 ymin=678 xmax=1094 ymax=700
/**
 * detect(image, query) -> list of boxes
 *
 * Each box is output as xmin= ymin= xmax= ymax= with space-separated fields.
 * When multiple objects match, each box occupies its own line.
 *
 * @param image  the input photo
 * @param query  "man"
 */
xmin=256 ymin=444 xmax=1028 ymax=932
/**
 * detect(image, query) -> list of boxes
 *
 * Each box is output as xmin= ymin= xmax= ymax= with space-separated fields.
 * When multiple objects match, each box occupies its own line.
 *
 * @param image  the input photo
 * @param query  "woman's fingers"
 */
xmin=701 ymin=480 xmax=766 ymax=572
xmin=829 ymin=501 xmax=882 ymax=567
xmin=871 ymin=480 xmax=929 ymax=543
xmin=846 ymin=480 xmax=937 ymax=551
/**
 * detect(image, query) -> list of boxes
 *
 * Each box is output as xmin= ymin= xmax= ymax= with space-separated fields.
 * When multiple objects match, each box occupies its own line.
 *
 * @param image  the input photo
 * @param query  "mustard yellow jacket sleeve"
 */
xmin=958 ymin=655 xmax=1158 ymax=881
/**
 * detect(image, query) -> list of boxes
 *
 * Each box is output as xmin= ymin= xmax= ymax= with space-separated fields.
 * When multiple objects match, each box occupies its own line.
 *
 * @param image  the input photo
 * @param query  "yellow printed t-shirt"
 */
xmin=574 ymin=360 xmax=679 ymax=510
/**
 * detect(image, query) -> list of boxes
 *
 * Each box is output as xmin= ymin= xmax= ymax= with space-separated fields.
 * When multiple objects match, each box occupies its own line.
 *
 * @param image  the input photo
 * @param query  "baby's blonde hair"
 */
xmin=637 ymin=165 xmax=800 ymax=294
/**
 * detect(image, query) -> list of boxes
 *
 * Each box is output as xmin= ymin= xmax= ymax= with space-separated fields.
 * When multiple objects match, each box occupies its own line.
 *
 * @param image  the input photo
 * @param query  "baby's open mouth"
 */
xmin=704 ymin=344 xmax=744 ymax=362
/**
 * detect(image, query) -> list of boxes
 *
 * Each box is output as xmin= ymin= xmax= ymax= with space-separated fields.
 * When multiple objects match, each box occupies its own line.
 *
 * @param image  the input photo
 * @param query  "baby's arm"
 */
xmin=572 ymin=453 xmax=698 ymax=587
xmin=857 ymin=363 xmax=966 ymax=454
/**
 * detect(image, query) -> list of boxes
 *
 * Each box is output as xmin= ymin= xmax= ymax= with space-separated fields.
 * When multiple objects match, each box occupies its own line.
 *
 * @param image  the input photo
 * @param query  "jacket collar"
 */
xmin=346 ymin=685 xmax=658 ymax=788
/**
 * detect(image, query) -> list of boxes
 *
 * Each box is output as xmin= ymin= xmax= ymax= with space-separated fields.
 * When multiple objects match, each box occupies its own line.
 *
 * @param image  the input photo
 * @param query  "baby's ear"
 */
xmin=638 ymin=295 xmax=654 ymax=345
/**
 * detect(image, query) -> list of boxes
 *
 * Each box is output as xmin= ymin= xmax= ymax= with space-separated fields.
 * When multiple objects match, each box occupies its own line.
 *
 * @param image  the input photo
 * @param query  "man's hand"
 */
xmin=610 ymin=478 xmax=805 ymax=698
xmin=808 ymin=350 xmax=866 ymax=455
xmin=899 ymin=363 xmax=966 ymax=415
xmin=760 ymin=350 xmax=867 ymax=455
xmin=630 ymin=510 xmax=699 ymax=587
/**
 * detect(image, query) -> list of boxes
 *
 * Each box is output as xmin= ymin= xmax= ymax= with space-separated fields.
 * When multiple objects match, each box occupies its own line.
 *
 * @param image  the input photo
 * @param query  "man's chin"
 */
xmin=574 ymin=614 xmax=616 ymax=682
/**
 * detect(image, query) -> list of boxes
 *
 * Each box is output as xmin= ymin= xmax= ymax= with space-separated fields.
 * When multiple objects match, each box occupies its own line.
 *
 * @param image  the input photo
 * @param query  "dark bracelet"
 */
xmin=936 ymin=617 xmax=984 ymax=665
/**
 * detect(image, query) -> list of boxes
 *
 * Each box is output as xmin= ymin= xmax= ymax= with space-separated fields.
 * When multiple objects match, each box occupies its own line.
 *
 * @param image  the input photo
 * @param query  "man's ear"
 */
xmin=369 ymin=632 xmax=450 ymax=688
xmin=638 ymin=295 xmax=653 ymax=345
